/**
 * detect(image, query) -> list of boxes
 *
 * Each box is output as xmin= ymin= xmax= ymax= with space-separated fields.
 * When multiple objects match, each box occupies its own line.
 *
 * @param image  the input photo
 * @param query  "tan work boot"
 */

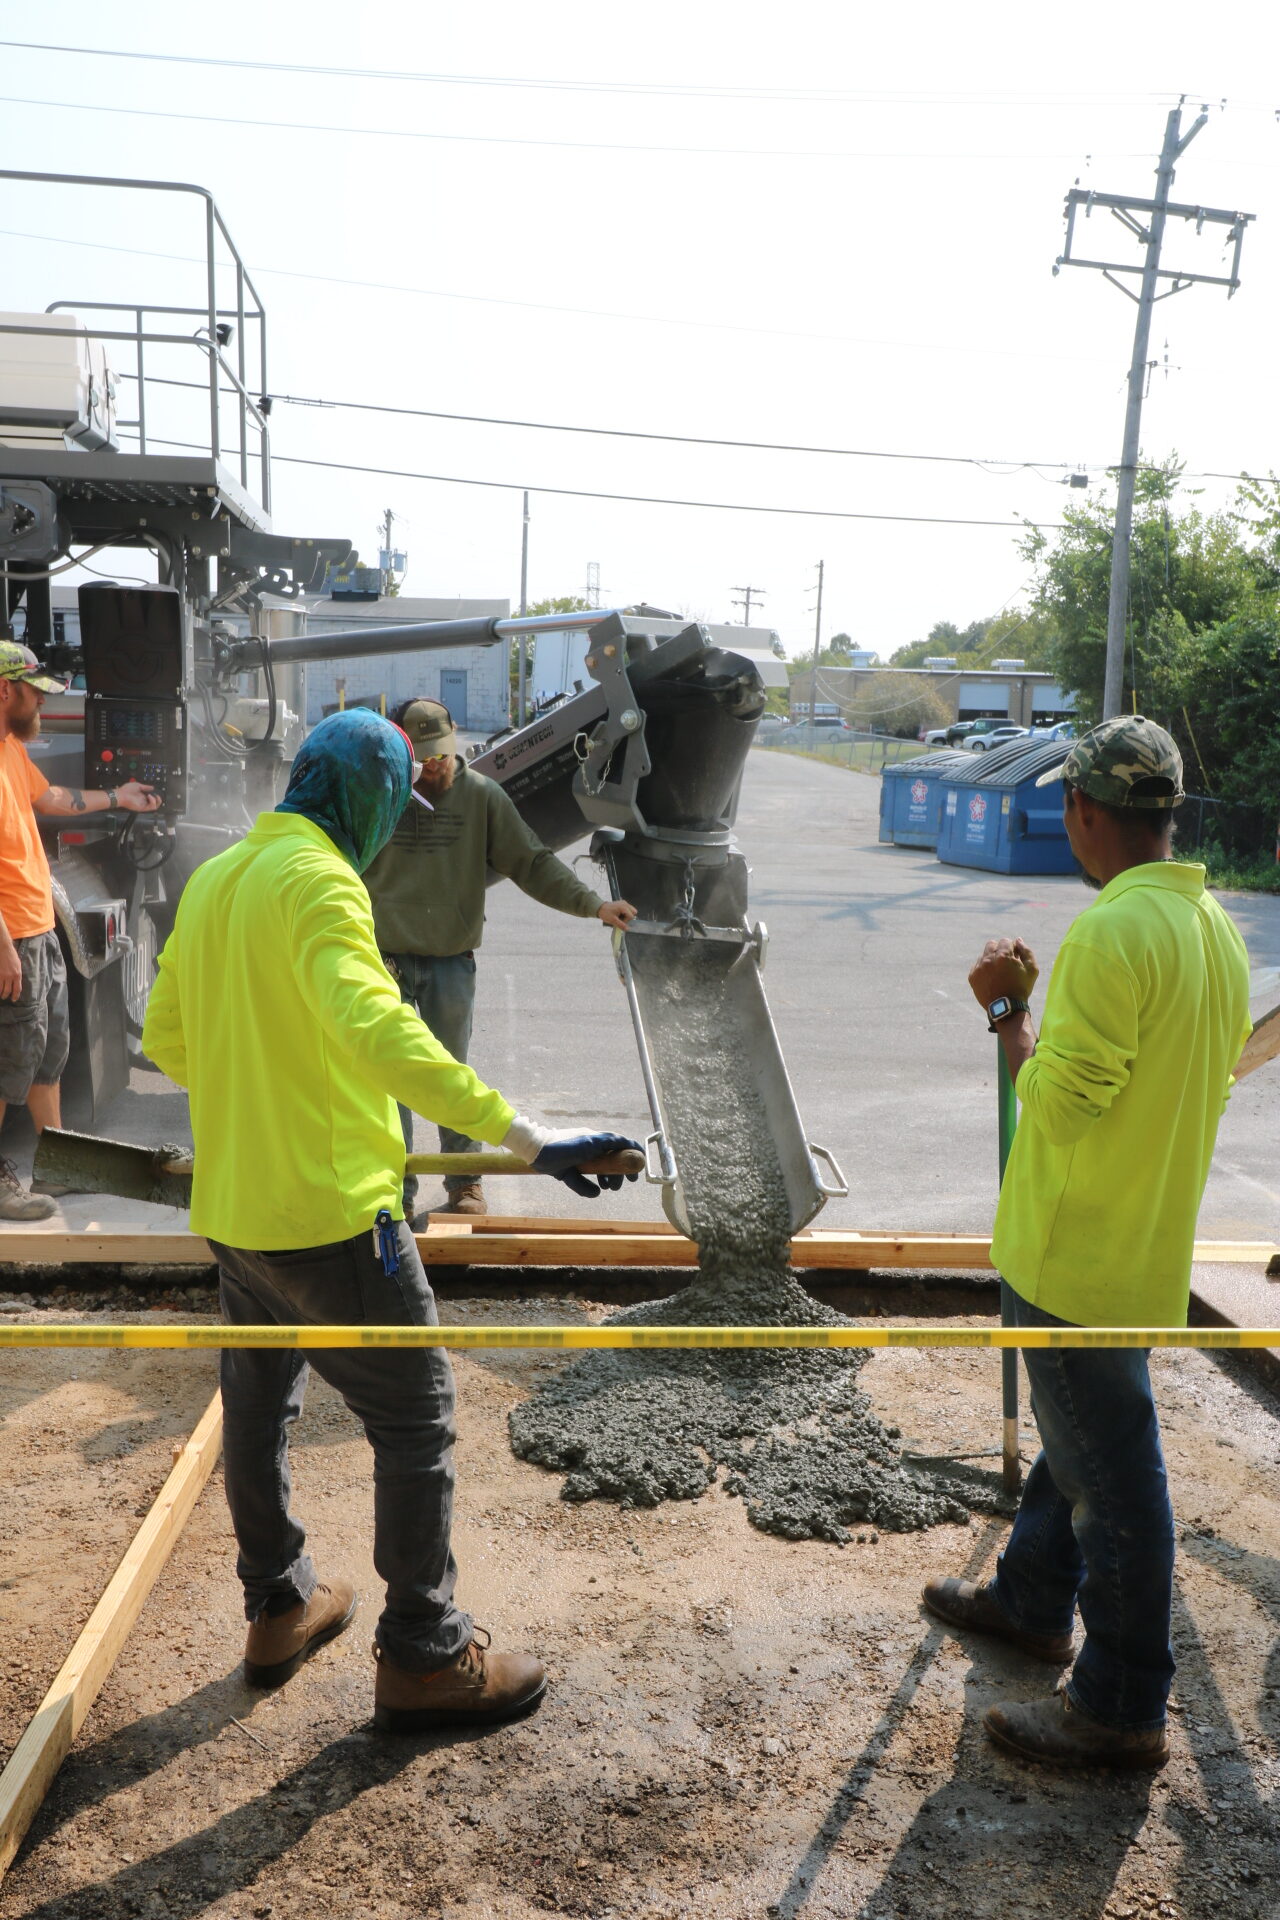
xmin=0 ymin=1157 xmax=56 ymax=1222
xmin=985 ymin=1688 xmax=1170 ymax=1770
xmin=373 ymin=1627 xmax=546 ymax=1733
xmin=244 ymin=1576 xmax=358 ymax=1688
xmin=441 ymin=1181 xmax=486 ymax=1216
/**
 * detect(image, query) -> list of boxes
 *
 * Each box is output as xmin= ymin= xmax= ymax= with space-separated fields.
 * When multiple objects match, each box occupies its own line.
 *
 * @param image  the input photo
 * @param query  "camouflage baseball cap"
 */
xmin=0 ymin=640 xmax=67 ymax=694
xmin=1035 ymin=714 xmax=1184 ymax=809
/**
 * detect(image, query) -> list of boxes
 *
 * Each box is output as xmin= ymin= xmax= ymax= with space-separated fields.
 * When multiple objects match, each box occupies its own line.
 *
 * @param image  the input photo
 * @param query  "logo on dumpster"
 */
xmin=910 ymin=780 xmax=928 ymax=804
xmin=968 ymin=795 xmax=987 ymax=823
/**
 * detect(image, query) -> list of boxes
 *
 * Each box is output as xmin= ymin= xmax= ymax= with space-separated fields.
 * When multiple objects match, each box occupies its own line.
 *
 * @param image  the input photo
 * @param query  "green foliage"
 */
xmin=1016 ymin=461 xmax=1280 ymax=855
xmin=1019 ymin=461 xmax=1263 ymax=728
xmin=525 ymin=595 xmax=593 ymax=615
xmin=849 ymin=671 xmax=950 ymax=738
xmin=890 ymin=609 xmax=1055 ymax=671
xmin=1200 ymin=848 xmax=1280 ymax=894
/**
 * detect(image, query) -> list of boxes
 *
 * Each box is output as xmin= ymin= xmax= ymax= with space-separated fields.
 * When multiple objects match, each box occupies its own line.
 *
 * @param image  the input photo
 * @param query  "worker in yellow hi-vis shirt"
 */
xmin=922 ymin=716 xmax=1250 ymax=1772
xmin=143 ymin=708 xmax=638 ymax=1735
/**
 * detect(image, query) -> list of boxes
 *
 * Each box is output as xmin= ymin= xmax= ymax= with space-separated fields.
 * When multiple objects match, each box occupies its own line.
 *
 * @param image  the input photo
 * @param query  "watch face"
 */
xmin=988 ymin=997 xmax=1011 ymax=1020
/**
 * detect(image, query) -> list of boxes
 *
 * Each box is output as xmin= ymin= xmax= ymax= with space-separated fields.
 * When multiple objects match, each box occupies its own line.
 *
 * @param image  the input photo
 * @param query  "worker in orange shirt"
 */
xmin=0 ymin=640 xmax=160 ymax=1219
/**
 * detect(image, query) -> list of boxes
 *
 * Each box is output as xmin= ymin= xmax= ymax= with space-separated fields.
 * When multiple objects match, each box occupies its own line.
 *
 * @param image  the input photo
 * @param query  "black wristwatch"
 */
xmin=986 ymin=995 xmax=1030 ymax=1033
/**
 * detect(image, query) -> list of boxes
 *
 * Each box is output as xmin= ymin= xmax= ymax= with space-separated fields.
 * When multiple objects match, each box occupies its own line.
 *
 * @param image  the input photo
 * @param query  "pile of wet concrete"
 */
xmin=510 ymin=939 xmax=998 ymax=1541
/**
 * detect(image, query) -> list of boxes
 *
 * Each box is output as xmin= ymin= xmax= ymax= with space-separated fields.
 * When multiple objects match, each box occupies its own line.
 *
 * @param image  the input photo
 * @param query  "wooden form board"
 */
xmin=0 ymin=1392 xmax=223 ymax=1882
xmin=4 ymin=1225 xmax=1277 ymax=1272
xmin=1237 ymin=1002 xmax=1280 ymax=1081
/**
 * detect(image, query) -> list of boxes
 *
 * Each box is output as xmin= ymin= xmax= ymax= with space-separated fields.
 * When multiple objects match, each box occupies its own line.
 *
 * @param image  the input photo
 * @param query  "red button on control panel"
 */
xmin=100 ymin=749 xmax=114 ymax=763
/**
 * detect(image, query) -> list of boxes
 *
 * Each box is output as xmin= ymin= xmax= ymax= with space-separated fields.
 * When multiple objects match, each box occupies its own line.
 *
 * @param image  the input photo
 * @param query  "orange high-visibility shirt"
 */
xmin=0 ymin=735 xmax=53 ymax=939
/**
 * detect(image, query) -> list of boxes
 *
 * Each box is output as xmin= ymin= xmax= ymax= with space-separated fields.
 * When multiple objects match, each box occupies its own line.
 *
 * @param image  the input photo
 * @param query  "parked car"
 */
xmin=1030 ymin=720 xmax=1077 ymax=743
xmin=922 ymin=726 xmax=952 ymax=749
xmin=967 ymin=724 xmax=1028 ymax=752
xmin=944 ymin=719 xmax=986 ymax=746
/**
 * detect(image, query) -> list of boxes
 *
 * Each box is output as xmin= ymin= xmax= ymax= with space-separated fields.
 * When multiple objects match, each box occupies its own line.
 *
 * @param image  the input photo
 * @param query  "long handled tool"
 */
xmin=996 ymin=1050 xmax=1023 ymax=1495
xmin=32 ymin=1129 xmax=643 ymax=1211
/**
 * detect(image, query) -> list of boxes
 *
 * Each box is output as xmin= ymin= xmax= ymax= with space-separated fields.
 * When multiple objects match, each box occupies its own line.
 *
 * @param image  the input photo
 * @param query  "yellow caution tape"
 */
xmin=0 ymin=1324 xmax=1273 ymax=1351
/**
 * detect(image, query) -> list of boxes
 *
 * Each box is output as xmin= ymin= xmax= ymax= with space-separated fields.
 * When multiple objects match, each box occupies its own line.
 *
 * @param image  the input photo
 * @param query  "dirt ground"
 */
xmin=1 ymin=1288 xmax=1278 ymax=1920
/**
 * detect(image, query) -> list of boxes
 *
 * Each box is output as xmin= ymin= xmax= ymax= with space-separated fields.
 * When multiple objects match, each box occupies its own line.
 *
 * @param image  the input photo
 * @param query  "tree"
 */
xmin=849 ymin=672 xmax=950 ymax=738
xmin=889 ymin=610 xmax=1055 ymax=671
xmin=1019 ymin=461 xmax=1262 ymax=728
xmin=510 ymin=596 xmax=594 ymax=704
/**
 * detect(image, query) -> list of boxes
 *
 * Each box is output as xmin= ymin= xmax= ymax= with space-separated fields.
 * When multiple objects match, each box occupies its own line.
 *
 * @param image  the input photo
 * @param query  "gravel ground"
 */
xmin=1 ymin=1292 xmax=1277 ymax=1920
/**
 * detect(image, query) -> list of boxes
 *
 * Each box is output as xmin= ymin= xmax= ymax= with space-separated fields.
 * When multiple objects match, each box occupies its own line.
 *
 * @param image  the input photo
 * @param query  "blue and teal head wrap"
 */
xmin=276 ymin=708 xmax=414 ymax=872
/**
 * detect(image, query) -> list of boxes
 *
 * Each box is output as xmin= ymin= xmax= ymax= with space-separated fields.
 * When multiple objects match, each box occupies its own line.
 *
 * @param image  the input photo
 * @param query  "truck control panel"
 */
xmin=78 ymin=582 xmax=188 ymax=811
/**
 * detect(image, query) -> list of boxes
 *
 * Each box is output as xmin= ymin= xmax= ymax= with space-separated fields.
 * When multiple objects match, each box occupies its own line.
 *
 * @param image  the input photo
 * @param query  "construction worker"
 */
xmin=0 ymin=640 xmax=160 ymax=1221
xmin=363 ymin=697 xmax=637 ymax=1222
xmin=924 ymin=717 xmax=1250 ymax=1770
xmin=142 ymin=708 xmax=639 ymax=1732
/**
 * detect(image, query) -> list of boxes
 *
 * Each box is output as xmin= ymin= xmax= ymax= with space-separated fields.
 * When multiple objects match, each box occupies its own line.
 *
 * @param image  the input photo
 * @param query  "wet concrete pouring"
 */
xmin=512 ymin=939 xmax=995 ymax=1539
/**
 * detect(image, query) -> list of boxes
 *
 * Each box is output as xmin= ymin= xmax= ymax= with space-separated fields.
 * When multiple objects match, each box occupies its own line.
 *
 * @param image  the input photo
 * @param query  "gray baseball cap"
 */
xmin=1035 ymin=714 xmax=1184 ymax=810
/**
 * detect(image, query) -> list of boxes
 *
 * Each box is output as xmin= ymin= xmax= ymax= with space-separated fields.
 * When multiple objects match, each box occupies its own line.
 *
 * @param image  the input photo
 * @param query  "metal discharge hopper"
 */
xmin=248 ymin=610 xmax=847 ymax=1239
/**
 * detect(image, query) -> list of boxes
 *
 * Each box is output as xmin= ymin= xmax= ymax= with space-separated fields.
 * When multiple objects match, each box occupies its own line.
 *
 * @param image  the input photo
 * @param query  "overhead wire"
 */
xmin=116 ymin=431 xmax=1063 ymax=530
xmin=0 ymin=226 xmax=1118 ymax=362
xmin=0 ymin=93 xmax=1146 ymax=163
xmin=0 ymin=42 xmax=1192 ymax=108
xmin=113 ymin=371 xmax=1107 ymax=476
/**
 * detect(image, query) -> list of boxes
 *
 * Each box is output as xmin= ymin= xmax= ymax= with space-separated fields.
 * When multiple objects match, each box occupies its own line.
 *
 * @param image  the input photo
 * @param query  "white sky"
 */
xmin=2 ymin=1 xmax=1279 ymax=658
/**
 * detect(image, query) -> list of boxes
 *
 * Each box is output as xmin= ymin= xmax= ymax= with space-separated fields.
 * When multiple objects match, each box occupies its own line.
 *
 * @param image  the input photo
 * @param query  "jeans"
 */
xmin=993 ymin=1288 xmax=1175 ymax=1731
xmin=383 ymin=950 xmax=480 ymax=1205
xmin=211 ymin=1221 xmax=472 ymax=1674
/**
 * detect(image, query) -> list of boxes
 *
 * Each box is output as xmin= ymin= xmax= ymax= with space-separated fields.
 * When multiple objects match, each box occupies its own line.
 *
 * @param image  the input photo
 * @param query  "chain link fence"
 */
xmin=756 ymin=726 xmax=927 ymax=771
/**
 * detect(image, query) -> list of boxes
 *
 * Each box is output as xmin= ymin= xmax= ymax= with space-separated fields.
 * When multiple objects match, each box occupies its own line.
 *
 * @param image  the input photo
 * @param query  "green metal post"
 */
xmin=997 ymin=1048 xmax=1023 ymax=1494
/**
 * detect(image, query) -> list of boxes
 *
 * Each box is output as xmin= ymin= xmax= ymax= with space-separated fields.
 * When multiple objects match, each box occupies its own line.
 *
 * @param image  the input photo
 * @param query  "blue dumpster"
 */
xmin=937 ymin=739 xmax=1074 ymax=874
xmin=879 ymin=751 xmax=977 ymax=847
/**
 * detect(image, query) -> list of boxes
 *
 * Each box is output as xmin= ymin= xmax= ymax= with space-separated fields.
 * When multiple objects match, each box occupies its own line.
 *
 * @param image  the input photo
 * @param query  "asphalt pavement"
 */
xmin=11 ymin=744 xmax=1280 ymax=1256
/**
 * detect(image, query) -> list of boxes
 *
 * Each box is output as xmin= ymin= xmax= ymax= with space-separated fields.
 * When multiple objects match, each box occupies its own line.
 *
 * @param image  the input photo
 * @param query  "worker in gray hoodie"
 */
xmin=363 ymin=697 xmax=636 ymax=1222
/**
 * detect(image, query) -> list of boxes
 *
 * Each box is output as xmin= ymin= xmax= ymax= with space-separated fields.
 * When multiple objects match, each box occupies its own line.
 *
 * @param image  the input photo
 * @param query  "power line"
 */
xmin=0 ymin=93 xmax=1147 ymax=164
xmin=0 ymin=225 xmax=1120 ymax=364
xmin=121 ymin=433 xmax=1063 ymax=529
xmin=116 ymin=371 xmax=1108 ymax=475
xmin=0 ymin=42 xmax=1190 ymax=107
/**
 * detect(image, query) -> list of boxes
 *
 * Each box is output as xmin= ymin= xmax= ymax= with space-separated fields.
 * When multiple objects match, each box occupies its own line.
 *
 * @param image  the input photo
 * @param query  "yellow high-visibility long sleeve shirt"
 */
xmin=142 ymin=812 xmax=515 ymax=1250
xmin=991 ymin=860 xmax=1250 ymax=1328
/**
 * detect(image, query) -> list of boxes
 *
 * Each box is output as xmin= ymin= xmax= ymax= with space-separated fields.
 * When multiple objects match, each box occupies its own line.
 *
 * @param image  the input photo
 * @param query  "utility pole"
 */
xmin=517 ymin=490 xmax=530 ymax=726
xmin=807 ymin=560 xmax=825 ymax=730
xmin=1055 ymin=105 xmax=1253 ymax=719
xmin=731 ymin=585 xmax=765 ymax=626
xmin=586 ymin=560 xmax=601 ymax=609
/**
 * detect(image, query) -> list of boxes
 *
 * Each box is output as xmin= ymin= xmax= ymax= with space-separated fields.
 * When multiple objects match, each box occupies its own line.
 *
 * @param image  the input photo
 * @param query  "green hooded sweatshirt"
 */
xmin=364 ymin=757 xmax=603 ymax=957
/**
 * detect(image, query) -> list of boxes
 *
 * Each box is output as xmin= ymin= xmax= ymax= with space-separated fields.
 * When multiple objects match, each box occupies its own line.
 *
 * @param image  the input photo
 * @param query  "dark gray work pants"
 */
xmin=211 ymin=1221 xmax=472 ymax=1673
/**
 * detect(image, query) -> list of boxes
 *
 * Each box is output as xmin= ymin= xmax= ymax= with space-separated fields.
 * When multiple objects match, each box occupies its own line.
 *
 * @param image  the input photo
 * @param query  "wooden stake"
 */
xmin=0 ymin=1392 xmax=223 ymax=1883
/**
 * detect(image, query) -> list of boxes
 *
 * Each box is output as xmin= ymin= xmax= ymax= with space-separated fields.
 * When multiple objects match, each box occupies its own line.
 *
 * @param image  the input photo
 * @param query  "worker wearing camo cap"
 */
xmin=925 ymin=715 xmax=1250 ymax=1770
xmin=363 ymin=697 xmax=637 ymax=1224
xmin=0 ymin=639 xmax=159 ymax=1221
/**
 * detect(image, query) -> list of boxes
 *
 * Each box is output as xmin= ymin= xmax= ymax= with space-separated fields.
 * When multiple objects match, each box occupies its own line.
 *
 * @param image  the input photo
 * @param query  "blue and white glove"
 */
xmin=502 ymin=1118 xmax=642 ymax=1198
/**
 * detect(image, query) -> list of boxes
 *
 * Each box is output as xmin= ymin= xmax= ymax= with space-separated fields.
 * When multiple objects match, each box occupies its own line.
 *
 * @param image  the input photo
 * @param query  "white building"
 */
xmin=298 ymin=594 xmax=511 ymax=733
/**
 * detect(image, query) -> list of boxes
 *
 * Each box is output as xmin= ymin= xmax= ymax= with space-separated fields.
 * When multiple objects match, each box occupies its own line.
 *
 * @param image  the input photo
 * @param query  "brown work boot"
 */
xmin=373 ymin=1627 xmax=546 ymax=1733
xmin=243 ymin=1577 xmax=358 ymax=1688
xmin=0 ymin=1157 xmax=56 ymax=1222
xmin=441 ymin=1181 xmax=487 ymax=1216
xmin=985 ymin=1688 xmax=1170 ymax=1770
xmin=922 ymin=1577 xmax=1074 ymax=1665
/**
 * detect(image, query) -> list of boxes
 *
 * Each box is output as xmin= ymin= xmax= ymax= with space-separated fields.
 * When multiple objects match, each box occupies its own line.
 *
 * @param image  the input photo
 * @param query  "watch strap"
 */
xmin=987 ymin=996 xmax=1030 ymax=1033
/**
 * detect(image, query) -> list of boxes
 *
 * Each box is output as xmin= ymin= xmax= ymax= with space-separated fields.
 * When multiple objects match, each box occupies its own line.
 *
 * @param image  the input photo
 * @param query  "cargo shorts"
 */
xmin=0 ymin=930 xmax=70 ymax=1104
